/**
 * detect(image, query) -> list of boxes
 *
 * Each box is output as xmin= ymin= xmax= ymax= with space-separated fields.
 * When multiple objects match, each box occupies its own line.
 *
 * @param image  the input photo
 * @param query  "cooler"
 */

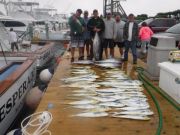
xmin=158 ymin=61 xmax=180 ymax=104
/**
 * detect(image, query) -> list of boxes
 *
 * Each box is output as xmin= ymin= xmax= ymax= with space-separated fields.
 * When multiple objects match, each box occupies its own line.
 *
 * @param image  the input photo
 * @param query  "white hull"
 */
xmin=0 ymin=60 xmax=36 ymax=135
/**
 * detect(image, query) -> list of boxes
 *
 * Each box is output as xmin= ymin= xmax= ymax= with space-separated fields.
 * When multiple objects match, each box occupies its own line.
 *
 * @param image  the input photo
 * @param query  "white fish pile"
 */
xmin=60 ymin=66 xmax=153 ymax=120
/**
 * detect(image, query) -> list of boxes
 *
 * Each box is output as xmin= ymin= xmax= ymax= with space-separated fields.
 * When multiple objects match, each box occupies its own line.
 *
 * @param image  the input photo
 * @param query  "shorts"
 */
xmin=11 ymin=42 xmax=19 ymax=50
xmin=84 ymin=39 xmax=93 ymax=46
xmin=103 ymin=39 xmax=114 ymax=49
xmin=70 ymin=36 xmax=84 ymax=48
xmin=114 ymin=41 xmax=124 ymax=48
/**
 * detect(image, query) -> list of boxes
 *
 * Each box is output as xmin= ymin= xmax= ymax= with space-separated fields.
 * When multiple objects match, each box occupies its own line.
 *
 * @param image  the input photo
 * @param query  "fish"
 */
xmin=68 ymin=100 xmax=98 ymax=105
xmin=111 ymin=114 xmax=151 ymax=120
xmin=72 ymin=104 xmax=99 ymax=109
xmin=95 ymin=58 xmax=121 ymax=64
xmin=116 ymin=106 xmax=150 ymax=111
xmin=61 ymin=83 xmax=100 ymax=88
xmin=72 ymin=60 xmax=94 ymax=65
xmin=98 ymin=102 xmax=125 ymax=108
xmin=95 ymin=63 xmax=120 ymax=68
xmin=112 ymin=110 xmax=154 ymax=116
xmin=97 ymin=80 xmax=142 ymax=86
xmin=62 ymin=74 xmax=99 ymax=83
xmin=93 ymin=32 xmax=101 ymax=61
xmin=87 ymin=106 xmax=111 ymax=112
xmin=71 ymin=112 xmax=108 ymax=117
xmin=90 ymin=96 xmax=118 ymax=102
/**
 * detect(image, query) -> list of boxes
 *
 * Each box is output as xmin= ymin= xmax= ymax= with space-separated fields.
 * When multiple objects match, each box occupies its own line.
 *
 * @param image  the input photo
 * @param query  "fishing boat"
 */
xmin=0 ymin=56 xmax=37 ymax=135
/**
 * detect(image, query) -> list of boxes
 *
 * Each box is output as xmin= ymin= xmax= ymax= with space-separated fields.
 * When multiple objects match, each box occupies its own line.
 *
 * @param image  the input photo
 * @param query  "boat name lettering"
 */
xmin=0 ymin=70 xmax=35 ymax=123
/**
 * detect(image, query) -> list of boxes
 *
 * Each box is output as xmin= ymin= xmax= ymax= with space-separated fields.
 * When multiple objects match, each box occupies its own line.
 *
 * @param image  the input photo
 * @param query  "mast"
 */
xmin=103 ymin=0 xmax=127 ymax=18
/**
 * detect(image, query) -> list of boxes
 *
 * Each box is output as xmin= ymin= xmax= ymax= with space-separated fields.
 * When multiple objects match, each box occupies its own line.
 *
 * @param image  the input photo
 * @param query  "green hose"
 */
xmin=137 ymin=71 xmax=163 ymax=135
xmin=136 ymin=67 xmax=180 ymax=111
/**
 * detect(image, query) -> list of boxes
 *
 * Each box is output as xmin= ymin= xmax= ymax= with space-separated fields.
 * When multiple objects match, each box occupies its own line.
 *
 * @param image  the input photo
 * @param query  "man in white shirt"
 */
xmin=114 ymin=15 xmax=125 ymax=58
xmin=123 ymin=14 xmax=139 ymax=64
xmin=103 ymin=12 xmax=115 ymax=58
xmin=9 ymin=28 xmax=19 ymax=52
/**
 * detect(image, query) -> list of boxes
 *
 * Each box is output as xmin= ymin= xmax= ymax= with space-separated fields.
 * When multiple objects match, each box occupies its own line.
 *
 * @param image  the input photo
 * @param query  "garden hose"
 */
xmin=136 ymin=67 xmax=180 ymax=111
xmin=137 ymin=71 xmax=163 ymax=135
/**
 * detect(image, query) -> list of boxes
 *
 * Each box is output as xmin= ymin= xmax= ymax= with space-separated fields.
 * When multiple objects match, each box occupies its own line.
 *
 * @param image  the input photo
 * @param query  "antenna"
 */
xmin=103 ymin=0 xmax=127 ymax=18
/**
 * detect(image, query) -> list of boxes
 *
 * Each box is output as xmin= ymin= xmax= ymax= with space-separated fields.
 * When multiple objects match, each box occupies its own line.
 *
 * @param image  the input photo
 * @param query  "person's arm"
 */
xmin=135 ymin=23 xmax=139 ymax=40
xmin=123 ymin=23 xmax=127 ymax=40
xmin=139 ymin=27 xmax=142 ymax=38
xmin=87 ymin=18 xmax=94 ymax=31
xmin=149 ymin=27 xmax=154 ymax=36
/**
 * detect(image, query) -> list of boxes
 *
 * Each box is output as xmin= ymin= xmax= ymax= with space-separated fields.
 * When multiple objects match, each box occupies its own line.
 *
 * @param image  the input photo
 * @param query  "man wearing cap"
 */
xmin=103 ymin=12 xmax=116 ymax=59
xmin=123 ymin=13 xmax=139 ymax=64
xmin=68 ymin=9 xmax=85 ymax=62
xmin=83 ymin=10 xmax=92 ymax=60
xmin=87 ymin=9 xmax=105 ymax=60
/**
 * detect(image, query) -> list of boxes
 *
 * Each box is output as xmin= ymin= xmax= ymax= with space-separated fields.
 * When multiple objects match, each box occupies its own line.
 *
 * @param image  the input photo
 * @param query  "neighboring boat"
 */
xmin=0 ymin=56 xmax=37 ymax=135
xmin=0 ymin=20 xmax=56 ymax=69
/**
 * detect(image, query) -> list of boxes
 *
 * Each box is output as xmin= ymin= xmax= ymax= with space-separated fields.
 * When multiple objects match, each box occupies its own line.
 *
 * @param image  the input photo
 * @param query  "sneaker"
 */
xmin=71 ymin=57 xmax=74 ymax=63
xmin=122 ymin=59 xmax=128 ymax=62
xmin=78 ymin=56 xmax=84 ymax=60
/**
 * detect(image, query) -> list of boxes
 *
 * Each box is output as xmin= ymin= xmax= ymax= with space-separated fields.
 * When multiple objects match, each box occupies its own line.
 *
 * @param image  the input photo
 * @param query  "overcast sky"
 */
xmin=34 ymin=0 xmax=180 ymax=16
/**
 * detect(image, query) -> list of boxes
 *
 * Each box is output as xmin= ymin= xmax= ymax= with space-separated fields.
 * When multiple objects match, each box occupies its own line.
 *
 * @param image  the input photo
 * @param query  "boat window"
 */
xmin=166 ymin=23 xmax=180 ymax=34
xmin=1 ymin=21 xmax=26 ymax=27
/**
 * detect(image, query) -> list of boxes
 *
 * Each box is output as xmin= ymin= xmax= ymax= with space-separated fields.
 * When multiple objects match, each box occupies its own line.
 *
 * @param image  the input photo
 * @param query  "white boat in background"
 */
xmin=0 ymin=56 xmax=37 ymax=135
xmin=0 ymin=19 xmax=55 ymax=69
xmin=0 ymin=15 xmax=27 ymax=36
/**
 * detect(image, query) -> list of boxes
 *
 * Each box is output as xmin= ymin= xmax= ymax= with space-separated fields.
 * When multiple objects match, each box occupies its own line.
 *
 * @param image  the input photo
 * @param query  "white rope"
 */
xmin=21 ymin=111 xmax=53 ymax=135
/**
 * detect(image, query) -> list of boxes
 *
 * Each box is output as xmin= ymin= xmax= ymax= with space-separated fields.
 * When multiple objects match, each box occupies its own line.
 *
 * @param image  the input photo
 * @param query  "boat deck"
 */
xmin=34 ymin=49 xmax=180 ymax=135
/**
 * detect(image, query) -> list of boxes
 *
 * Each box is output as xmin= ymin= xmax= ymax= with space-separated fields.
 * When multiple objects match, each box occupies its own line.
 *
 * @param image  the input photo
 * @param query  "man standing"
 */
xmin=83 ymin=10 xmax=92 ymax=60
xmin=123 ymin=14 xmax=139 ymax=64
xmin=68 ymin=9 xmax=85 ymax=62
xmin=114 ymin=15 xmax=125 ymax=59
xmin=87 ymin=9 xmax=105 ymax=60
xmin=9 ymin=28 xmax=19 ymax=52
xmin=103 ymin=12 xmax=116 ymax=59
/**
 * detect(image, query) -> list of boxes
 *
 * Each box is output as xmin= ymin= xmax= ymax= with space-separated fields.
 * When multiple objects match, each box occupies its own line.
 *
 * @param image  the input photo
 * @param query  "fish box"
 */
xmin=158 ymin=62 xmax=180 ymax=104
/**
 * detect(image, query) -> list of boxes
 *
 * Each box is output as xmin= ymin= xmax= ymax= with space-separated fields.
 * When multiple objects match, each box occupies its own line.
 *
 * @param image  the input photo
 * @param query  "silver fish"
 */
xmin=95 ymin=63 xmax=120 ymax=68
xmin=68 ymin=100 xmax=98 ymax=105
xmin=90 ymin=96 xmax=117 ymax=102
xmin=72 ymin=60 xmax=94 ymax=65
xmin=111 ymin=114 xmax=151 ymax=120
xmin=116 ymin=106 xmax=150 ymax=111
xmin=113 ymin=110 xmax=154 ymax=116
xmin=72 ymin=104 xmax=99 ymax=109
xmin=98 ymin=102 xmax=125 ymax=108
xmin=71 ymin=112 xmax=108 ymax=117
xmin=95 ymin=58 xmax=121 ymax=64
xmin=93 ymin=32 xmax=101 ymax=60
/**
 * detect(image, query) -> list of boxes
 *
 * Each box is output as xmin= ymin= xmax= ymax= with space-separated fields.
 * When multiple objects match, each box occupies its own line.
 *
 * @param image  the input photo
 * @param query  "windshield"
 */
xmin=1 ymin=21 xmax=26 ymax=27
xmin=166 ymin=23 xmax=180 ymax=34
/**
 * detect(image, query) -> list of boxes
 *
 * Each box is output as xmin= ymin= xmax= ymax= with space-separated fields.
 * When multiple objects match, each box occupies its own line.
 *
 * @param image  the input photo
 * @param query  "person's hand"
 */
xmin=72 ymin=15 xmax=77 ymax=21
xmin=96 ymin=28 xmax=101 ymax=32
xmin=93 ymin=27 xmax=97 ymax=32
